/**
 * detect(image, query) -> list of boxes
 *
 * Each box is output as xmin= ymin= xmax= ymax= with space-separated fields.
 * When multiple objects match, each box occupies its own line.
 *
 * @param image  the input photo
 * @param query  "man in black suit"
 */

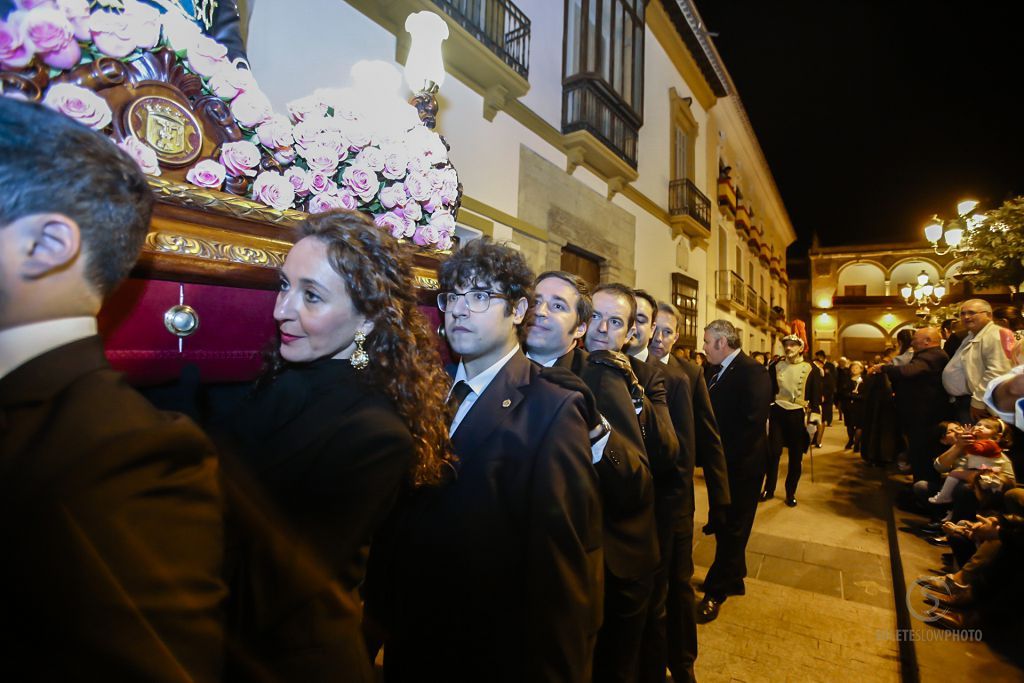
xmin=696 ymin=320 xmax=772 ymax=623
xmin=378 ymin=241 xmax=603 ymax=682
xmin=0 ymin=98 xmax=228 ymax=680
xmin=581 ymin=282 xmax=676 ymax=683
xmin=642 ymin=300 xmax=731 ymax=683
xmin=872 ymin=326 xmax=949 ymax=487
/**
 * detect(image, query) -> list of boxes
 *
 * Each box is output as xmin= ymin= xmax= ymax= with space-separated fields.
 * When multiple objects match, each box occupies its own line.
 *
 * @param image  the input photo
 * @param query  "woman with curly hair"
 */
xmin=220 ymin=210 xmax=453 ymax=677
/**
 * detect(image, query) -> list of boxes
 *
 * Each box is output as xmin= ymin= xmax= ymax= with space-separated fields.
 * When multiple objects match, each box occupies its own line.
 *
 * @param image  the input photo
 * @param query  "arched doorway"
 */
xmin=840 ymin=322 xmax=887 ymax=361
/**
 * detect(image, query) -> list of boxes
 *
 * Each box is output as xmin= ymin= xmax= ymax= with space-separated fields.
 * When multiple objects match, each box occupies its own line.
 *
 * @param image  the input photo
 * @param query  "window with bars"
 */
xmin=562 ymin=0 xmax=646 ymax=167
xmin=671 ymin=273 xmax=699 ymax=351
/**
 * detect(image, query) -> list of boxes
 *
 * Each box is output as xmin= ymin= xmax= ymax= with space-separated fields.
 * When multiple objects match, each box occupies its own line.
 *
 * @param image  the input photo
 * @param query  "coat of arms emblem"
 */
xmin=126 ymin=96 xmax=203 ymax=167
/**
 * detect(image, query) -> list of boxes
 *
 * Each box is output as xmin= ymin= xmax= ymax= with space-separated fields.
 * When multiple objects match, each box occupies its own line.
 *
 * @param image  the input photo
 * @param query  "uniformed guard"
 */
xmin=762 ymin=334 xmax=823 ymax=506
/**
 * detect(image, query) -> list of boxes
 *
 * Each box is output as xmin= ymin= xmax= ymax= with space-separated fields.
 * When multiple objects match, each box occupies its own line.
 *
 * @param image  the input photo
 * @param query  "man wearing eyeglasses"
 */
xmin=942 ymin=299 xmax=1012 ymax=423
xmin=376 ymin=239 xmax=603 ymax=683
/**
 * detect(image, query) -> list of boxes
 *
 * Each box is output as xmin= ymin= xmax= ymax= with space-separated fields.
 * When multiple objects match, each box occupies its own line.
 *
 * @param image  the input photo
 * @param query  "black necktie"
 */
xmin=707 ymin=365 xmax=723 ymax=389
xmin=447 ymin=380 xmax=473 ymax=419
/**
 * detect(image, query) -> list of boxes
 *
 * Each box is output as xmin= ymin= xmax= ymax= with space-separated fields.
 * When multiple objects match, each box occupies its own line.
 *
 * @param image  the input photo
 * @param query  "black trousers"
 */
xmin=702 ymin=471 xmax=762 ymax=599
xmin=765 ymin=405 xmax=808 ymax=497
xmin=594 ymin=569 xmax=653 ymax=683
xmin=638 ymin=506 xmax=696 ymax=683
xmin=907 ymin=424 xmax=941 ymax=486
xmin=821 ymin=399 xmax=834 ymax=426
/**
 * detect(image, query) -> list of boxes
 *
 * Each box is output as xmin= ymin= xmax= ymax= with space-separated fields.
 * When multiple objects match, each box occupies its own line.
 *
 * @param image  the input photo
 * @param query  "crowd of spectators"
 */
xmin=828 ymin=299 xmax=1023 ymax=639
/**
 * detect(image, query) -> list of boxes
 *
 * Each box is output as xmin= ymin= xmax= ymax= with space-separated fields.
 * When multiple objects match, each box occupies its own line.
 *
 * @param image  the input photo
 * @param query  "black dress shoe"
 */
xmin=785 ymin=496 xmax=797 ymax=507
xmin=759 ymin=490 xmax=772 ymax=503
xmin=925 ymin=535 xmax=950 ymax=546
xmin=696 ymin=595 xmax=724 ymax=624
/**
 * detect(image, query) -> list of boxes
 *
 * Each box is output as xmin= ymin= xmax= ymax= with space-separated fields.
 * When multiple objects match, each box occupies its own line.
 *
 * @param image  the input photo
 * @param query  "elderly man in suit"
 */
xmin=942 ymin=298 xmax=1012 ymax=423
xmin=0 ymin=98 xmax=228 ymax=680
xmin=696 ymin=320 xmax=772 ymax=623
xmin=377 ymin=241 xmax=603 ymax=683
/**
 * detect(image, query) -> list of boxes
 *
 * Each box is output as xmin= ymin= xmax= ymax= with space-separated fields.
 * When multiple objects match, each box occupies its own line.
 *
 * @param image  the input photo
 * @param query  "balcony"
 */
xmin=735 ymin=203 xmax=751 ymax=233
xmin=434 ymin=0 xmax=530 ymax=78
xmin=746 ymin=285 xmax=758 ymax=318
xmin=347 ymin=0 xmax=531 ymax=121
xmin=715 ymin=270 xmax=747 ymax=317
xmin=759 ymin=242 xmax=771 ymax=265
xmin=758 ymin=296 xmax=769 ymax=327
xmin=717 ymin=176 xmax=736 ymax=219
xmin=562 ymin=78 xmax=640 ymax=171
xmin=669 ymin=178 xmax=711 ymax=242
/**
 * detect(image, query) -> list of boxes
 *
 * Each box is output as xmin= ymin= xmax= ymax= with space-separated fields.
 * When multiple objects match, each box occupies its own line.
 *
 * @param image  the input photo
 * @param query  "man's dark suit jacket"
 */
xmin=0 ymin=337 xmax=227 ymax=682
xmin=373 ymin=350 xmax=603 ymax=683
xmin=882 ymin=346 xmax=950 ymax=426
xmin=707 ymin=351 xmax=772 ymax=482
xmin=628 ymin=356 xmax=680 ymax=486
xmin=555 ymin=348 xmax=658 ymax=580
xmin=663 ymin=355 xmax=730 ymax=511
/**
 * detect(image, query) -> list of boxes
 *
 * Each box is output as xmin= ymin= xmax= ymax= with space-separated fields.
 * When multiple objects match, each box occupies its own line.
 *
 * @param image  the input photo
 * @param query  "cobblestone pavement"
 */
xmin=691 ymin=419 xmax=902 ymax=682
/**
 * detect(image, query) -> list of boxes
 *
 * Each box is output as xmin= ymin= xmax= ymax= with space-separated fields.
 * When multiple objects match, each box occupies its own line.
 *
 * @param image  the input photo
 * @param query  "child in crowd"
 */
xmin=929 ymin=418 xmax=1016 ymax=504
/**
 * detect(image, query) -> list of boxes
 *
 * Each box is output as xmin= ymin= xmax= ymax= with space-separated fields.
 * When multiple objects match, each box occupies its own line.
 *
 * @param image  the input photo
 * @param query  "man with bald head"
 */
xmin=875 ymin=326 xmax=950 ymax=485
xmin=942 ymin=299 xmax=1012 ymax=422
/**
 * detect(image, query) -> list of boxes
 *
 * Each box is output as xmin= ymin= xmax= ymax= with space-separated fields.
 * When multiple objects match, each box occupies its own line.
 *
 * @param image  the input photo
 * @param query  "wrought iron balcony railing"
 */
xmin=669 ymin=178 xmax=711 ymax=230
xmin=746 ymin=285 xmax=758 ymax=316
xmin=562 ymin=78 xmax=640 ymax=168
xmin=716 ymin=270 xmax=745 ymax=308
xmin=432 ymin=0 xmax=531 ymax=79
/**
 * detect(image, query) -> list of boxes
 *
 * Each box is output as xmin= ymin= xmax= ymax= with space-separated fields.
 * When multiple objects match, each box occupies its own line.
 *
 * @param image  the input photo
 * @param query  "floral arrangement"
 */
xmin=0 ymin=0 xmax=459 ymax=249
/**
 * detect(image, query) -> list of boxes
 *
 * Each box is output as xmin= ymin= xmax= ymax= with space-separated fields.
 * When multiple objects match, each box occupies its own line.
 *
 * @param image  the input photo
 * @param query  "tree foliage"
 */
xmin=959 ymin=196 xmax=1024 ymax=290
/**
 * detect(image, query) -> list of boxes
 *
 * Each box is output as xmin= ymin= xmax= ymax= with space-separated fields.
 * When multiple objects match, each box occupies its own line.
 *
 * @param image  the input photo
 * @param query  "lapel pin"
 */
xmin=502 ymin=399 xmax=512 ymax=408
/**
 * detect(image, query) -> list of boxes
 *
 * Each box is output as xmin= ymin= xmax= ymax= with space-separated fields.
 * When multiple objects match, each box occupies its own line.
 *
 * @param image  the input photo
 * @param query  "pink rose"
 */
xmin=286 ymin=95 xmax=327 ymax=123
xmin=161 ymin=10 xmax=202 ymax=52
xmin=186 ymin=34 xmax=229 ymax=78
xmin=429 ymin=210 xmax=456 ymax=233
xmin=0 ymin=14 xmax=33 ymax=69
xmin=435 ymin=229 xmax=454 ymax=251
xmin=337 ymin=188 xmax=359 ymax=211
xmin=308 ymin=171 xmax=335 ymax=195
xmin=341 ymin=163 xmax=379 ymax=202
xmin=272 ymin=147 xmax=296 ymax=165
xmin=56 ymin=0 xmax=90 ymax=41
xmin=406 ymin=154 xmax=430 ymax=175
xmin=230 ymin=89 xmax=273 ymax=128
xmin=375 ymin=211 xmax=414 ymax=239
xmin=343 ymin=118 xmax=372 ymax=149
xmin=219 ymin=140 xmax=261 ymax=177
xmin=252 ymin=170 xmax=296 ymax=211
xmin=208 ymin=64 xmax=258 ymax=100
xmin=300 ymin=141 xmax=339 ymax=174
xmin=401 ymin=200 xmax=422 ymax=222
xmin=284 ymin=167 xmax=311 ymax=196
xmin=117 ymin=135 xmax=160 ymax=176
xmin=379 ymin=182 xmax=407 ymax=210
xmin=123 ymin=0 xmax=160 ymax=49
xmin=43 ymin=83 xmax=112 ymax=129
xmin=404 ymin=171 xmax=432 ymax=203
xmin=381 ymin=146 xmax=408 ymax=180
xmin=315 ymin=131 xmax=349 ymax=159
xmin=15 ymin=0 xmax=55 ymax=9
xmin=413 ymin=224 xmax=439 ymax=247
xmin=356 ymin=146 xmax=385 ymax=172
xmin=23 ymin=6 xmax=80 ymax=69
xmin=255 ymin=115 xmax=293 ymax=149
xmin=309 ymin=191 xmax=347 ymax=215
xmin=291 ymin=118 xmax=327 ymax=149
xmin=89 ymin=10 xmax=135 ymax=59
xmin=186 ymin=159 xmax=226 ymax=189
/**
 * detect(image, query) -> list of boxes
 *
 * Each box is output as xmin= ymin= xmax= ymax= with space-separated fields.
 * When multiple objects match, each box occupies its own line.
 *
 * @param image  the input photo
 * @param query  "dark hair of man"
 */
xmin=439 ymin=237 xmax=533 ymax=318
xmin=633 ymin=289 xmax=657 ymax=326
xmin=535 ymin=270 xmax=593 ymax=328
xmin=656 ymin=301 xmax=682 ymax=334
xmin=941 ymin=319 xmax=955 ymax=333
xmin=896 ymin=328 xmax=913 ymax=353
xmin=0 ymin=98 xmax=154 ymax=296
xmin=593 ymin=282 xmax=637 ymax=328
xmin=814 ymin=349 xmax=826 ymax=359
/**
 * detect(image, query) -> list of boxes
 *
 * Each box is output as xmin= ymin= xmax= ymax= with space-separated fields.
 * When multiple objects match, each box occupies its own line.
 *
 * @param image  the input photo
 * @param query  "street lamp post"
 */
xmin=900 ymin=270 xmax=946 ymax=319
xmin=923 ymin=199 xmax=984 ymax=256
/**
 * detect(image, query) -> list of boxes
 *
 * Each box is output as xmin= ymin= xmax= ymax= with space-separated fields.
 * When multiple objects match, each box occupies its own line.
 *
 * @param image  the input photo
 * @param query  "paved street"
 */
xmin=692 ymin=417 xmax=902 ymax=682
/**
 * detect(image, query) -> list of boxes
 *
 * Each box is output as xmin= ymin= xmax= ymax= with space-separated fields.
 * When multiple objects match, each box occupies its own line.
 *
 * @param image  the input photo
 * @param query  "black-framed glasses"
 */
xmin=437 ymin=290 xmax=508 ymax=313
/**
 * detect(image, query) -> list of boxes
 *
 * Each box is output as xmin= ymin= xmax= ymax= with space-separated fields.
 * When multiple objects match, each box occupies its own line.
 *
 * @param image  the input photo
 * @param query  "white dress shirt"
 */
xmin=448 ymin=344 xmax=520 ymax=437
xmin=0 ymin=317 xmax=98 ymax=381
xmin=633 ymin=346 xmax=650 ymax=362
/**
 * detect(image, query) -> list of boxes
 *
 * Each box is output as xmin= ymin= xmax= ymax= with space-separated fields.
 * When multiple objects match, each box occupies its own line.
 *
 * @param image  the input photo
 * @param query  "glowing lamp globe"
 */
xmin=924 ymin=221 xmax=943 ymax=243
xmin=944 ymin=227 xmax=964 ymax=247
xmin=957 ymin=199 xmax=979 ymax=217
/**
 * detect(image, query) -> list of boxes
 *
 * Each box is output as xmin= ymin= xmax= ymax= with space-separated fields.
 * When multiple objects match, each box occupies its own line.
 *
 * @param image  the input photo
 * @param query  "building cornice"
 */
xmin=658 ymin=0 xmax=729 ymax=97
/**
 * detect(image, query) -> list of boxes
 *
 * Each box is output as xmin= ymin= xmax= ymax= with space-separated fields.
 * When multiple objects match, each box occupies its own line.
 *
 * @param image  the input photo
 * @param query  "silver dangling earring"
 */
xmin=350 ymin=329 xmax=370 ymax=370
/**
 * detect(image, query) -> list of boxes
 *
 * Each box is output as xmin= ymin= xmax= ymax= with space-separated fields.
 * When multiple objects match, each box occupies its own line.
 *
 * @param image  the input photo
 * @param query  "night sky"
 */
xmin=690 ymin=0 xmax=1024 ymax=254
